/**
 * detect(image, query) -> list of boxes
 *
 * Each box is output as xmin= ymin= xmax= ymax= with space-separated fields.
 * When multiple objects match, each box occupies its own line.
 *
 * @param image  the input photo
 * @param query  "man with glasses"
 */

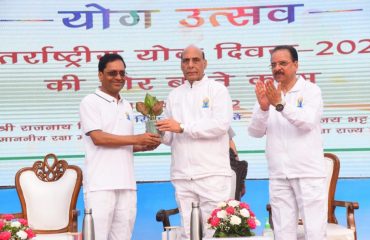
xmin=79 ymin=53 xmax=161 ymax=240
xmin=248 ymin=45 xmax=327 ymax=239
xmin=156 ymin=45 xmax=233 ymax=239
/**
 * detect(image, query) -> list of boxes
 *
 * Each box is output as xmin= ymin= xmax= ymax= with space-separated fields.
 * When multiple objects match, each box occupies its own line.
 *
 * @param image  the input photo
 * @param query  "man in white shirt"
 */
xmin=248 ymin=45 xmax=327 ymax=240
xmin=156 ymin=45 xmax=233 ymax=239
xmin=79 ymin=53 xmax=161 ymax=240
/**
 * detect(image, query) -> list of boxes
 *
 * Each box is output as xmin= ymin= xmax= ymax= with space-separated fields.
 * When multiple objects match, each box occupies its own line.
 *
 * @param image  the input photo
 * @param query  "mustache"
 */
xmin=274 ymin=70 xmax=284 ymax=75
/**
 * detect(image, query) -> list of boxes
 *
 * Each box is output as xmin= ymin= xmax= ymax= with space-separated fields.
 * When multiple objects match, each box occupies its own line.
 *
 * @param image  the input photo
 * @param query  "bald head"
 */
xmin=181 ymin=45 xmax=205 ymax=60
xmin=180 ymin=45 xmax=207 ymax=83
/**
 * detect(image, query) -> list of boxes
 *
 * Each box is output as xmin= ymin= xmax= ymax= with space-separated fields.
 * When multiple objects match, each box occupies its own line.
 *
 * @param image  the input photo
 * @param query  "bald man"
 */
xmin=157 ymin=45 xmax=233 ymax=239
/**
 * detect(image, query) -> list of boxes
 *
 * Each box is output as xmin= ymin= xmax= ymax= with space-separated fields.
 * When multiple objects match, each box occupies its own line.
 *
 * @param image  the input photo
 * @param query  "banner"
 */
xmin=1 ymin=1 xmax=369 ymax=185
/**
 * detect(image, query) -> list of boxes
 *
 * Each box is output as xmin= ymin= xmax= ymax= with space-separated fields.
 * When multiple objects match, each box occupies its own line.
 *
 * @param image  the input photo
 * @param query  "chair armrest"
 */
xmin=0 ymin=213 xmax=24 ymax=219
xmin=266 ymin=204 xmax=274 ymax=230
xmin=71 ymin=209 xmax=80 ymax=232
xmin=156 ymin=208 xmax=179 ymax=230
xmin=332 ymin=200 xmax=359 ymax=232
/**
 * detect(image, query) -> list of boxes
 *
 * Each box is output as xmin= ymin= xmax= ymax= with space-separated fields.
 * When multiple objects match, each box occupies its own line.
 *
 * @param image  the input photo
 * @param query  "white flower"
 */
xmin=11 ymin=221 xmax=21 ymax=228
xmin=255 ymin=218 xmax=261 ymax=226
xmin=228 ymin=200 xmax=240 ymax=207
xmin=230 ymin=215 xmax=241 ymax=225
xmin=217 ymin=201 xmax=227 ymax=208
xmin=240 ymin=208 xmax=250 ymax=218
xmin=16 ymin=230 xmax=28 ymax=240
xmin=217 ymin=210 xmax=227 ymax=219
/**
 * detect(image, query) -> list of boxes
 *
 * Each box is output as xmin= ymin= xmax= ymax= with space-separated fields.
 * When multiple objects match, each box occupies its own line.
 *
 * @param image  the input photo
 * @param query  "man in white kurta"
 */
xmin=80 ymin=53 xmax=161 ymax=240
xmin=248 ymin=45 xmax=327 ymax=240
xmin=157 ymin=45 xmax=233 ymax=239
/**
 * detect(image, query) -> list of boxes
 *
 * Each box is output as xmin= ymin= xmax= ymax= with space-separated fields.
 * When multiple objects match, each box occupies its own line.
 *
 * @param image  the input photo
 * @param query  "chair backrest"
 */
xmin=15 ymin=153 xmax=82 ymax=234
xmin=324 ymin=152 xmax=340 ymax=223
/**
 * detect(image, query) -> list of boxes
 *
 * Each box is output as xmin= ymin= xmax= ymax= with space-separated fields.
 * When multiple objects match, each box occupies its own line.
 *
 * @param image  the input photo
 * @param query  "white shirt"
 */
xmin=162 ymin=76 xmax=233 ymax=180
xmin=248 ymin=76 xmax=326 ymax=179
xmin=79 ymin=89 xmax=136 ymax=192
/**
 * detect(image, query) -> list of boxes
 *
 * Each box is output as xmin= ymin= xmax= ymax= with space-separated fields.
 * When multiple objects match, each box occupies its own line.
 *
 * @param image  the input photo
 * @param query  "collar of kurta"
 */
xmin=185 ymin=75 xmax=209 ymax=88
xmin=94 ymin=88 xmax=123 ymax=103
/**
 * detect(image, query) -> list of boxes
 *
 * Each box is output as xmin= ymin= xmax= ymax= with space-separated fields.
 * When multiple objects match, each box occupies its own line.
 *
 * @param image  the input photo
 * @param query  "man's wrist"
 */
xmin=275 ymin=100 xmax=286 ymax=112
xmin=179 ymin=123 xmax=184 ymax=133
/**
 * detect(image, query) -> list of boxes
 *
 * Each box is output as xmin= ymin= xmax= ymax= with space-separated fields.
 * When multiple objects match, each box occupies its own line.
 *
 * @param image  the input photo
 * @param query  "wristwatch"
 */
xmin=179 ymin=123 xmax=185 ymax=133
xmin=275 ymin=103 xmax=285 ymax=112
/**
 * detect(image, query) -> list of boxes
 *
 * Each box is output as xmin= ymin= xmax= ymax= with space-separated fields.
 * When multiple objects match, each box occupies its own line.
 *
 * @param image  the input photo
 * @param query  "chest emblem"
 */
xmin=202 ymin=97 xmax=210 ymax=108
xmin=125 ymin=112 xmax=131 ymax=120
xmin=297 ymin=97 xmax=303 ymax=108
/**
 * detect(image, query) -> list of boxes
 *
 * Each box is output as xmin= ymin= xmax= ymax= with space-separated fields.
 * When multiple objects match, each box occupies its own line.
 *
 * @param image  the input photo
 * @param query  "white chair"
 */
xmin=267 ymin=153 xmax=359 ymax=240
xmin=1 ymin=153 xmax=82 ymax=240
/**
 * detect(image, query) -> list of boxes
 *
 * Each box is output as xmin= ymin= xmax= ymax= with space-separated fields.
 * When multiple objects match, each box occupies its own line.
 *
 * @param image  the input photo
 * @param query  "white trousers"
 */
xmin=84 ymin=189 xmax=137 ymax=240
xmin=172 ymin=175 xmax=231 ymax=240
xmin=270 ymin=177 xmax=327 ymax=240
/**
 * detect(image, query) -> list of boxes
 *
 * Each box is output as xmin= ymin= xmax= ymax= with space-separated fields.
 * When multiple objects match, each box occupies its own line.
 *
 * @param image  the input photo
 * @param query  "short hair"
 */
xmin=271 ymin=45 xmax=298 ymax=62
xmin=98 ymin=53 xmax=126 ymax=72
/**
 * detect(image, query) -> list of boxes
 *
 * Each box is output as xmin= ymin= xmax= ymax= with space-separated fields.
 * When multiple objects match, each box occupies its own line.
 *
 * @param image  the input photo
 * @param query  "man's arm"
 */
xmin=88 ymin=130 xmax=161 ymax=147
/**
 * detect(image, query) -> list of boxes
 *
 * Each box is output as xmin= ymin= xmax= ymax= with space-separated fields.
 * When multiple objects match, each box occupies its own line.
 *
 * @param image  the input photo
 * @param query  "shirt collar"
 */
xmin=185 ymin=75 xmax=209 ymax=88
xmin=288 ymin=75 xmax=305 ymax=93
xmin=94 ymin=88 xmax=122 ymax=103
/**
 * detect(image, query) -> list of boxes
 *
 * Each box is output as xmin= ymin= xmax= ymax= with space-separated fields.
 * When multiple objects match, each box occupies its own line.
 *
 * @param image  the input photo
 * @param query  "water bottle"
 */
xmin=262 ymin=218 xmax=274 ymax=237
xmin=82 ymin=208 xmax=95 ymax=240
xmin=190 ymin=202 xmax=203 ymax=240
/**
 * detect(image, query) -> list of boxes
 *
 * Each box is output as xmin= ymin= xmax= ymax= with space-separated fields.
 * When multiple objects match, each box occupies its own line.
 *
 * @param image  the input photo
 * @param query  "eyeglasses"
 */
xmin=269 ymin=61 xmax=293 ymax=69
xmin=105 ymin=70 xmax=127 ymax=77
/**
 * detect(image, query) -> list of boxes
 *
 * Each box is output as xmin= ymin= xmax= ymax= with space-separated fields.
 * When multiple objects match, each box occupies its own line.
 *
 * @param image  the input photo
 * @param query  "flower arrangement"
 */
xmin=136 ymin=93 xmax=164 ymax=120
xmin=207 ymin=200 xmax=260 ymax=238
xmin=0 ymin=214 xmax=36 ymax=240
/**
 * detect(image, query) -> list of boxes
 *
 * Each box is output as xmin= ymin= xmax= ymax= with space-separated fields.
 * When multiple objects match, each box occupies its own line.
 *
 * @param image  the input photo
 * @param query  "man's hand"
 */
xmin=156 ymin=119 xmax=182 ymax=133
xmin=264 ymin=79 xmax=282 ymax=107
xmin=136 ymin=132 xmax=161 ymax=146
xmin=255 ymin=80 xmax=270 ymax=111
xmin=134 ymin=142 xmax=161 ymax=152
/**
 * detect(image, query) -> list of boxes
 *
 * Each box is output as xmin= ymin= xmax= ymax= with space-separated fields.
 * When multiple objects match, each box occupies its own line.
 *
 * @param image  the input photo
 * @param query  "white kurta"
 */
xmin=248 ymin=76 xmax=326 ymax=179
xmin=162 ymin=75 xmax=233 ymax=180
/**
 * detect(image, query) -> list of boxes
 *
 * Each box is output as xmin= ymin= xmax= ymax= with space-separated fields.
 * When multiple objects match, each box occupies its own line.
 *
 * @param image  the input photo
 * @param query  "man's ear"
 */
xmin=204 ymin=59 xmax=208 ymax=69
xmin=98 ymin=71 xmax=103 ymax=82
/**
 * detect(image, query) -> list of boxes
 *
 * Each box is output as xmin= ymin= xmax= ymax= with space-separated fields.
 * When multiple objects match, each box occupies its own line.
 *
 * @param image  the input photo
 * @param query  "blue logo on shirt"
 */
xmin=125 ymin=112 xmax=131 ymax=120
xmin=202 ymin=97 xmax=209 ymax=108
xmin=297 ymin=97 xmax=303 ymax=108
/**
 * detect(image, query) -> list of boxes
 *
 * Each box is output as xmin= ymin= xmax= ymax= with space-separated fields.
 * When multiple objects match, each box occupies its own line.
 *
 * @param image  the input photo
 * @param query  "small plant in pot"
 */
xmin=136 ymin=93 xmax=164 ymax=135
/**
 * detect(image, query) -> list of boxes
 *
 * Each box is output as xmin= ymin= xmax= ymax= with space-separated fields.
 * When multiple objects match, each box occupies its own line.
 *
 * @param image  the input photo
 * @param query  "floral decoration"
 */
xmin=0 ymin=214 xmax=36 ymax=240
xmin=207 ymin=200 xmax=260 ymax=238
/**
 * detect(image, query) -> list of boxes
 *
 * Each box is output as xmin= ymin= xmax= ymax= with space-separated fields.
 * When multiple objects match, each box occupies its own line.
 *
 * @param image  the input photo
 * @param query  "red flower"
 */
xmin=239 ymin=202 xmax=250 ymax=209
xmin=247 ymin=218 xmax=256 ymax=229
xmin=225 ymin=206 xmax=235 ymax=215
xmin=0 ymin=231 xmax=11 ymax=240
xmin=0 ymin=220 xmax=4 ymax=230
xmin=211 ymin=208 xmax=220 ymax=217
xmin=209 ymin=217 xmax=220 ymax=227
xmin=25 ymin=228 xmax=36 ymax=238
xmin=1 ymin=215 xmax=14 ymax=221
xmin=18 ymin=218 xmax=28 ymax=226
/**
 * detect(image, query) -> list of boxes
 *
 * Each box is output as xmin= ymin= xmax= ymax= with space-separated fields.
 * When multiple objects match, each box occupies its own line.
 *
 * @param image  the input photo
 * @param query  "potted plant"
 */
xmin=136 ymin=93 xmax=164 ymax=135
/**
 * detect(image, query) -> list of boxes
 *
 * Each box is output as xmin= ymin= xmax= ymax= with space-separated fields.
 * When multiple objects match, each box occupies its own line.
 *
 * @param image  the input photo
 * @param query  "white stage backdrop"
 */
xmin=1 ymin=1 xmax=370 ymax=185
